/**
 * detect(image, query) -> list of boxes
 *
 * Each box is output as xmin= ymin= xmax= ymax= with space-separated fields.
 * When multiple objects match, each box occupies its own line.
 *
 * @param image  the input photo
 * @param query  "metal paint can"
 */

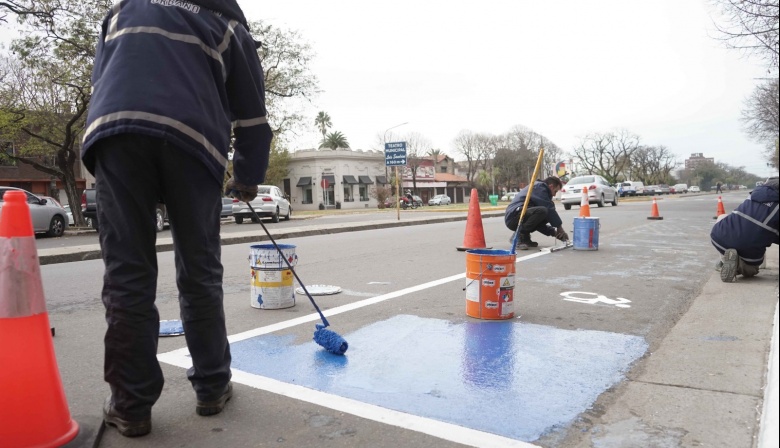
xmin=249 ymin=244 xmax=297 ymax=309
xmin=573 ymin=217 xmax=600 ymax=251
xmin=464 ymin=249 xmax=515 ymax=320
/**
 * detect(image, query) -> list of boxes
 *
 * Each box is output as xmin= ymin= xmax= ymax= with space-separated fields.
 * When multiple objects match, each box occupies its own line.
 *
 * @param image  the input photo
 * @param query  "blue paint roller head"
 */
xmin=314 ymin=324 xmax=348 ymax=355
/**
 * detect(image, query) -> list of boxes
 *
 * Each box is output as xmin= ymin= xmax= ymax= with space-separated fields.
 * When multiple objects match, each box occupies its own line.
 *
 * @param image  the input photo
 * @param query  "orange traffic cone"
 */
xmin=647 ymin=197 xmax=663 ymax=220
xmin=0 ymin=191 xmax=79 ymax=447
xmin=713 ymin=196 xmax=726 ymax=219
xmin=457 ymin=188 xmax=491 ymax=251
xmin=579 ymin=186 xmax=591 ymax=217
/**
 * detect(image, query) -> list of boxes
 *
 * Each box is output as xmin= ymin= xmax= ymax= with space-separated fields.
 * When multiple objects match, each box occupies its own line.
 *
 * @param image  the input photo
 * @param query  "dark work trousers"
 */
xmin=94 ymin=134 xmax=230 ymax=419
xmin=505 ymin=206 xmax=549 ymax=235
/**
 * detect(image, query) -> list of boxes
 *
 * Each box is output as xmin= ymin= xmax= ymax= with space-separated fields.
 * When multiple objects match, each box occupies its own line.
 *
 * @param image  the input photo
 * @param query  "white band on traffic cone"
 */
xmin=0 ymin=237 xmax=47 ymax=318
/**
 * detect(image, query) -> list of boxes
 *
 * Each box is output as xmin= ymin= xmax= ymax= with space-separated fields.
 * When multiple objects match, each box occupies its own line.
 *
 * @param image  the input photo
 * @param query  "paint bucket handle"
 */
xmin=462 ymin=266 xmax=490 ymax=290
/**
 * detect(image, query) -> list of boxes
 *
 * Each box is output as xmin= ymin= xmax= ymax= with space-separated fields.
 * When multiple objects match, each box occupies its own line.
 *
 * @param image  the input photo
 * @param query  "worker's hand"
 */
xmin=225 ymin=178 xmax=258 ymax=202
xmin=555 ymin=227 xmax=569 ymax=241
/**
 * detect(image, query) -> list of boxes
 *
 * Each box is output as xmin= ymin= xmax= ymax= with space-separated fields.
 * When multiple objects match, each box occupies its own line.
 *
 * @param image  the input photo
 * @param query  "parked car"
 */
xmin=0 ymin=187 xmax=68 ymax=237
xmin=231 ymin=185 xmax=291 ymax=224
xmin=618 ymin=181 xmax=645 ymax=197
xmin=80 ymin=188 xmax=168 ymax=232
xmin=657 ymin=184 xmax=671 ymax=194
xmin=220 ymin=197 xmax=233 ymax=218
xmin=63 ymin=204 xmax=93 ymax=227
xmin=689 ymin=186 xmax=701 ymax=193
xmin=500 ymin=192 xmax=518 ymax=202
xmin=644 ymin=185 xmax=659 ymax=196
xmin=560 ymin=175 xmax=618 ymax=210
xmin=428 ymin=194 xmax=451 ymax=206
xmin=673 ymin=183 xmax=688 ymax=194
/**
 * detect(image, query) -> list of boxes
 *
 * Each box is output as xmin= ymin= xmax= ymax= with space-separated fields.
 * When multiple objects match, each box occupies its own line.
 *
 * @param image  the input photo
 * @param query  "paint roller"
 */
xmin=245 ymin=202 xmax=348 ymax=355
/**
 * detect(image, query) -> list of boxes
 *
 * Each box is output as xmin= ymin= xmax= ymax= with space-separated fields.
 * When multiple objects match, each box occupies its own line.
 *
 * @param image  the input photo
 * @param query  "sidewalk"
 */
xmin=575 ymin=247 xmax=779 ymax=448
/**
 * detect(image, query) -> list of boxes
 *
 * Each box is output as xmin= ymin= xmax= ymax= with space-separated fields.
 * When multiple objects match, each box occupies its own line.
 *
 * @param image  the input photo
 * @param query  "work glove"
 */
xmin=555 ymin=227 xmax=569 ymax=242
xmin=225 ymin=178 xmax=258 ymax=202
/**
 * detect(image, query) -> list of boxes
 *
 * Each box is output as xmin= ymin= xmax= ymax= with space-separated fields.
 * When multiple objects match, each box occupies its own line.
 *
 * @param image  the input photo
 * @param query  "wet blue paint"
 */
xmin=230 ymin=315 xmax=647 ymax=442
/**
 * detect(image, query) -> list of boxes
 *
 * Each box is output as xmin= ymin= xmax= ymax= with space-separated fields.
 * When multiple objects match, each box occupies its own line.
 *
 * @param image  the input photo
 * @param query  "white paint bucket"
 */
xmin=249 ymin=244 xmax=297 ymax=309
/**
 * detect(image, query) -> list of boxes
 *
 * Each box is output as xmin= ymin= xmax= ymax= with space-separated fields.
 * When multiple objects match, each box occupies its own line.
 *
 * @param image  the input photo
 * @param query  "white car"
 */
xmin=689 ymin=186 xmax=701 ymax=193
xmin=0 ymin=187 xmax=68 ymax=237
xmin=500 ymin=192 xmax=518 ymax=202
xmin=428 ymin=194 xmax=451 ymax=206
xmin=231 ymin=185 xmax=291 ymax=224
xmin=560 ymin=175 xmax=619 ymax=210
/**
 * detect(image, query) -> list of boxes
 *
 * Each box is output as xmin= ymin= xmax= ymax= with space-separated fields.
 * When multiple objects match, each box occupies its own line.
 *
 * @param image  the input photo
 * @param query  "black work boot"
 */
xmin=518 ymin=232 xmax=538 ymax=248
xmin=196 ymin=382 xmax=233 ymax=416
xmin=103 ymin=398 xmax=152 ymax=437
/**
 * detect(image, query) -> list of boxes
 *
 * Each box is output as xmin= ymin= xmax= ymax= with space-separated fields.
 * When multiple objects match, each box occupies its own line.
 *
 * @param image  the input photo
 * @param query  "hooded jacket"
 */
xmin=82 ymin=0 xmax=272 ymax=186
xmin=711 ymin=182 xmax=779 ymax=264
xmin=504 ymin=181 xmax=563 ymax=235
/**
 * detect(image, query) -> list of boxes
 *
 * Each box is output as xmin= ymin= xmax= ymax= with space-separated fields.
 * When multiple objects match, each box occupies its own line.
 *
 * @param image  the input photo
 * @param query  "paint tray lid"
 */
xmin=295 ymin=285 xmax=342 ymax=295
xmin=159 ymin=319 xmax=184 ymax=337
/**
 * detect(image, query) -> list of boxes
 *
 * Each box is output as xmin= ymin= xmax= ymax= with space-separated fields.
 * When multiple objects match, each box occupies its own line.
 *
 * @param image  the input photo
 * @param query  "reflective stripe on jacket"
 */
xmin=82 ymin=0 xmax=271 ymax=186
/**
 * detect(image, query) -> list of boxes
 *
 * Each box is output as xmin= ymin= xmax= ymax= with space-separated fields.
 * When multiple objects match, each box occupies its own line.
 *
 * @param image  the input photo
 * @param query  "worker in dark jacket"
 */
xmin=505 ymin=176 xmax=568 ymax=250
xmin=711 ymin=177 xmax=779 ymax=283
xmin=81 ymin=0 xmax=271 ymax=437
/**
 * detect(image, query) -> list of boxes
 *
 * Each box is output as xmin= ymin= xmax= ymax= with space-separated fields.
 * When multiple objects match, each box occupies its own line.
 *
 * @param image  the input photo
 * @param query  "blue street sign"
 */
xmin=385 ymin=141 xmax=407 ymax=166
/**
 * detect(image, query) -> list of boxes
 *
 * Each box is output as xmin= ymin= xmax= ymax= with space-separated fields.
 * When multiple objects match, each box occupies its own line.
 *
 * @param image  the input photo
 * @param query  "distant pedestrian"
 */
xmin=504 ymin=176 xmax=568 ymax=250
xmin=81 ymin=0 xmax=271 ymax=437
xmin=711 ymin=177 xmax=778 ymax=282
xmin=716 ymin=182 xmax=723 ymax=194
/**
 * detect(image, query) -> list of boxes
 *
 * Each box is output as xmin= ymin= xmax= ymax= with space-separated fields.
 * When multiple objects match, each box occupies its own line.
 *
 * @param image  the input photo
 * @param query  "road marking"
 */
xmin=159 ymin=250 xmax=550 ymax=447
xmin=560 ymin=291 xmax=632 ymax=308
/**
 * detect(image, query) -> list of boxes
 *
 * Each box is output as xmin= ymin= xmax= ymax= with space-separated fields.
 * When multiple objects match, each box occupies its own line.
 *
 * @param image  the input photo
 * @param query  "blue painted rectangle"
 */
xmin=229 ymin=315 xmax=646 ymax=442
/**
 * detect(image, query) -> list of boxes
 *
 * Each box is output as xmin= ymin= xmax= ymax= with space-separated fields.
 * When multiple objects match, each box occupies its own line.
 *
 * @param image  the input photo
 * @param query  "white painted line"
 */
xmin=758 ymin=299 xmax=779 ymax=448
xmin=159 ymin=249 xmax=550 ymax=446
xmin=161 ymin=249 xmax=550 ymax=357
xmin=158 ymin=351 xmax=536 ymax=448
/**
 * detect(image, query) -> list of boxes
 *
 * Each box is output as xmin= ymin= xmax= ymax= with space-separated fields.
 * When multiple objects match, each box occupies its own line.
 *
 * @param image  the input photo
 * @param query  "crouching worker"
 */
xmin=711 ymin=177 xmax=779 ymax=283
xmin=504 ymin=176 xmax=568 ymax=250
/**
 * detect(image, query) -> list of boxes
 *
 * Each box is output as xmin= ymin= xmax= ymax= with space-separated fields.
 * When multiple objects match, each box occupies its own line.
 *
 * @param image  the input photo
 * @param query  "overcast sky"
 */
xmin=0 ymin=1 xmax=774 ymax=178
xmin=247 ymin=0 xmax=774 ymax=178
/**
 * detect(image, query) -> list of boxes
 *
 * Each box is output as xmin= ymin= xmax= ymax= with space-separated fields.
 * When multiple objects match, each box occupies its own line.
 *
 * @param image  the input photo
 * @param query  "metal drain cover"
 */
xmin=295 ymin=284 xmax=342 ymax=295
xmin=159 ymin=319 xmax=184 ymax=337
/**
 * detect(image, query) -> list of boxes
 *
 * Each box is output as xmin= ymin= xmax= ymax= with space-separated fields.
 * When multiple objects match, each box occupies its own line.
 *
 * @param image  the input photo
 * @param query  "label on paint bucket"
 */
xmin=249 ymin=244 xmax=298 ymax=269
xmin=250 ymin=267 xmax=295 ymax=309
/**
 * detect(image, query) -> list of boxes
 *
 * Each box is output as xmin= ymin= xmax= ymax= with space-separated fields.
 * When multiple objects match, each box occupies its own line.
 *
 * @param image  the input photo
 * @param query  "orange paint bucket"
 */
xmin=464 ymin=249 xmax=516 ymax=319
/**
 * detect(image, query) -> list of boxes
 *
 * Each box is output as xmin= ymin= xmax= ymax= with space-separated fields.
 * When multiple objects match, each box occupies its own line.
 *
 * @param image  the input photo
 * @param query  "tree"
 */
xmin=0 ymin=4 xmax=319 ymax=226
xmin=0 ymin=1 xmax=55 ymax=23
xmin=318 ymin=131 xmax=349 ymax=150
xmin=631 ymin=145 xmax=679 ymax=184
xmin=428 ymin=148 xmax=441 ymax=174
xmin=314 ymin=111 xmax=332 ymax=138
xmin=453 ymin=130 xmax=481 ymax=184
xmin=402 ymin=131 xmax=431 ymax=194
xmin=709 ymin=0 xmax=779 ymax=69
xmin=741 ymin=78 xmax=780 ymax=168
xmin=0 ymin=0 xmax=108 ymax=226
xmin=253 ymin=20 xmax=320 ymax=147
xmin=572 ymin=130 xmax=640 ymax=183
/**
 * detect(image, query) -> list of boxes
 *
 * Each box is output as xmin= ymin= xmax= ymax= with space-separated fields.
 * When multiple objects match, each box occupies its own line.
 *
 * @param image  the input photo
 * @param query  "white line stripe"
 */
xmin=159 ymin=249 xmax=550 ymax=446
xmin=758 ymin=298 xmax=779 ymax=448
xmin=156 ymin=355 xmax=536 ymax=447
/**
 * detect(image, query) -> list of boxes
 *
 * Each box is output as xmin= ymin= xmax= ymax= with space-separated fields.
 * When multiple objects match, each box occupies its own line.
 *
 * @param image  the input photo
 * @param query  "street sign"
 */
xmin=385 ymin=142 xmax=407 ymax=166
xmin=321 ymin=178 xmax=329 ymax=189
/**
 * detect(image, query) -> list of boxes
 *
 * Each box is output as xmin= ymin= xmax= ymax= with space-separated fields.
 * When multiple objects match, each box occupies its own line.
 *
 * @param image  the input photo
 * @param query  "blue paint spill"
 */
xmin=230 ymin=315 xmax=647 ymax=442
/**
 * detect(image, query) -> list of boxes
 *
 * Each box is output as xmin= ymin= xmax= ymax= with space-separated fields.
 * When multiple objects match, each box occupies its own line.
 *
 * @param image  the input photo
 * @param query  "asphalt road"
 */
xmin=29 ymin=191 xmax=779 ymax=447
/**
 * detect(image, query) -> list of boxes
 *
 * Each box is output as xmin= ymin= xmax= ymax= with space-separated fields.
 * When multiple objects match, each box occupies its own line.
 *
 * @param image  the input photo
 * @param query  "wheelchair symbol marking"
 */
xmin=560 ymin=291 xmax=631 ymax=308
